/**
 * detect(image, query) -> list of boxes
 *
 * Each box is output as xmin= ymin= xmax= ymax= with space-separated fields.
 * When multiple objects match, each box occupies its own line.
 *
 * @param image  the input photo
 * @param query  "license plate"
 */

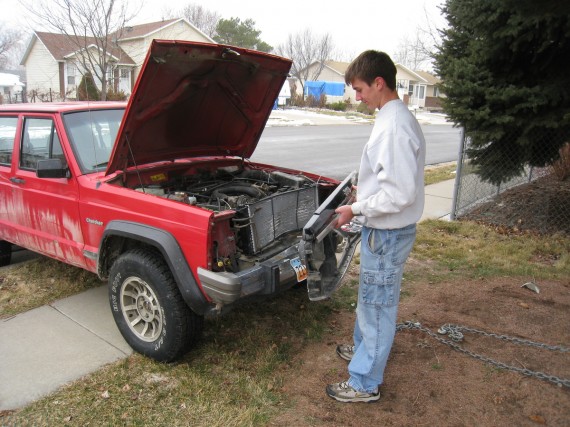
xmin=290 ymin=257 xmax=308 ymax=282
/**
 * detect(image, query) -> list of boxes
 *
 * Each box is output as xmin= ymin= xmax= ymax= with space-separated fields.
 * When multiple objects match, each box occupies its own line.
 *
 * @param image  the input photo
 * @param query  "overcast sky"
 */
xmin=2 ymin=0 xmax=447 ymax=61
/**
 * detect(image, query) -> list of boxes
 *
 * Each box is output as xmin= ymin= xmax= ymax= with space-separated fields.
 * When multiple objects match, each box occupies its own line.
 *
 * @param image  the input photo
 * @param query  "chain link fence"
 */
xmin=451 ymin=130 xmax=570 ymax=235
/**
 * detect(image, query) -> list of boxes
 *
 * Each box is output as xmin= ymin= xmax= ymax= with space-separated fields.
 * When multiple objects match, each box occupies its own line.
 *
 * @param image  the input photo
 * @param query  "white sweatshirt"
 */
xmin=350 ymin=99 xmax=426 ymax=229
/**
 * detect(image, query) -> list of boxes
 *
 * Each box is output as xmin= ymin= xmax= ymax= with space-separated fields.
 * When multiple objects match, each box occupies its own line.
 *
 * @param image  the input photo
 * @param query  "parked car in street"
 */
xmin=0 ymin=40 xmax=359 ymax=361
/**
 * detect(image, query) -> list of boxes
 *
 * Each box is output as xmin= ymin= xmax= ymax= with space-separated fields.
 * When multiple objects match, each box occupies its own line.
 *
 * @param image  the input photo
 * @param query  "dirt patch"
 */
xmin=463 ymin=175 xmax=570 ymax=236
xmin=269 ymin=176 xmax=570 ymax=426
xmin=270 ymin=276 xmax=570 ymax=426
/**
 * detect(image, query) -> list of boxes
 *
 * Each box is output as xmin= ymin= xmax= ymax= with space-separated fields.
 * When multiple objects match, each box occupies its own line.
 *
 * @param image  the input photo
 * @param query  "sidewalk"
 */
xmin=0 ymin=180 xmax=455 ymax=411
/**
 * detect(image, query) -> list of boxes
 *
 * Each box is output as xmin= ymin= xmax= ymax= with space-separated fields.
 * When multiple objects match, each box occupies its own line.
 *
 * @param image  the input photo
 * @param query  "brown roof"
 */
xmin=116 ymin=18 xmax=179 ymax=40
xmin=414 ymin=70 xmax=441 ymax=85
xmin=35 ymin=32 xmax=135 ymax=65
xmin=323 ymin=61 xmax=350 ymax=75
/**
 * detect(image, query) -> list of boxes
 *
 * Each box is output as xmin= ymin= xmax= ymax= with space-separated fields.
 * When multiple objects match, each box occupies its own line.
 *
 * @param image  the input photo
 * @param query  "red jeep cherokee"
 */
xmin=0 ymin=40 xmax=359 ymax=361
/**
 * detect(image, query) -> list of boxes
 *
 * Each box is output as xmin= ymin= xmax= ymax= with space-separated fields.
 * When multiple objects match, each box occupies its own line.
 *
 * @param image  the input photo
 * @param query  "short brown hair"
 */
xmin=345 ymin=50 xmax=397 ymax=91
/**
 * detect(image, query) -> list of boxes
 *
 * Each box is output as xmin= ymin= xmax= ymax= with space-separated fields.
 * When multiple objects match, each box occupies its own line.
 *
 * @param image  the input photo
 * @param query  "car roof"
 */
xmin=0 ymin=101 xmax=127 ymax=114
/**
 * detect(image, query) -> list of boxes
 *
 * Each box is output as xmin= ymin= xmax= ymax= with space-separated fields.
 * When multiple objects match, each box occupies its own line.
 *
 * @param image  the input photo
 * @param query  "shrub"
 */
xmin=76 ymin=73 xmax=100 ymax=101
xmin=356 ymin=102 xmax=375 ymax=116
xmin=106 ymin=88 xmax=128 ymax=101
xmin=290 ymin=91 xmax=305 ymax=107
xmin=327 ymin=101 xmax=348 ymax=111
xmin=305 ymin=94 xmax=327 ymax=108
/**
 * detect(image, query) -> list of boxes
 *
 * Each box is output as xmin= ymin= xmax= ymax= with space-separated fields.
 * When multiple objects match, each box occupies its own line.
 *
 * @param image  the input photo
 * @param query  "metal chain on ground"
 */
xmin=396 ymin=321 xmax=570 ymax=389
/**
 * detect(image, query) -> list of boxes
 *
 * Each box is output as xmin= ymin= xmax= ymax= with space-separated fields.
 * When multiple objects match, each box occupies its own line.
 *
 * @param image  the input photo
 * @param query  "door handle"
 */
xmin=10 ymin=177 xmax=25 ymax=184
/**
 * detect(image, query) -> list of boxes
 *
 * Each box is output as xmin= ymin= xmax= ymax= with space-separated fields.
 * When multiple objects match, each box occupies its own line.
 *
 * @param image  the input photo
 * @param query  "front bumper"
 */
xmin=198 ymin=245 xmax=304 ymax=306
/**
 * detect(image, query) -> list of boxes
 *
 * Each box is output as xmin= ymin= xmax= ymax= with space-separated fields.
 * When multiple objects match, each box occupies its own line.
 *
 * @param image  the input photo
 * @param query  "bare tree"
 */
xmin=393 ymin=6 xmax=444 ymax=71
xmin=0 ymin=23 xmax=24 ymax=69
xmin=393 ymin=30 xmax=433 ymax=70
xmin=276 ymin=29 xmax=333 ymax=99
xmin=180 ymin=3 xmax=221 ymax=38
xmin=21 ymin=0 xmax=140 ymax=100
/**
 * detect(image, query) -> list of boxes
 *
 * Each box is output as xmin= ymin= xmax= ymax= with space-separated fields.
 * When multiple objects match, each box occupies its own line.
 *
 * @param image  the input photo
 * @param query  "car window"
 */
xmin=0 ymin=116 xmax=18 ymax=166
xmin=63 ymin=109 xmax=124 ymax=173
xmin=20 ymin=118 xmax=65 ymax=171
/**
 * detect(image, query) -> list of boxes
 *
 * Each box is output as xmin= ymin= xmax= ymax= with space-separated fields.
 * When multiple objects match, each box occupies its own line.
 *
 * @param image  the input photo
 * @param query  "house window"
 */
xmin=397 ymin=79 xmax=407 ymax=90
xmin=408 ymin=83 xmax=414 ymax=96
xmin=106 ymin=68 xmax=114 ymax=85
xmin=419 ymin=85 xmax=425 ymax=99
xmin=120 ymin=68 xmax=129 ymax=79
xmin=67 ymin=63 xmax=77 ymax=86
xmin=433 ymin=86 xmax=440 ymax=97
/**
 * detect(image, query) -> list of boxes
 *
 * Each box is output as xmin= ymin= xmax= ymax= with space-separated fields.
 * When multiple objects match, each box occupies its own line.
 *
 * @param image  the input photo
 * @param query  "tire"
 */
xmin=0 ymin=241 xmax=12 ymax=267
xmin=108 ymin=248 xmax=203 ymax=362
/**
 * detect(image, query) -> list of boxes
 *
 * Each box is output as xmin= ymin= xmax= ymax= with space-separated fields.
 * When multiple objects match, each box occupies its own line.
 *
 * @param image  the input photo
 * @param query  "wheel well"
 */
xmin=98 ymin=220 xmax=210 ymax=315
xmin=98 ymin=235 xmax=157 ymax=279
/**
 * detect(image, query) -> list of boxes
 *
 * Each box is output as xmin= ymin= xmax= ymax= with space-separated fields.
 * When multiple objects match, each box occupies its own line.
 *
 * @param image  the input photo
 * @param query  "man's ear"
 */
xmin=374 ymin=77 xmax=385 ymax=90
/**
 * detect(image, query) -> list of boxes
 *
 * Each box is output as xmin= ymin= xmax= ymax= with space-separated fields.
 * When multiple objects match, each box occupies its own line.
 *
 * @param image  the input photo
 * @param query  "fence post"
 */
xmin=450 ymin=126 xmax=465 ymax=220
xmin=528 ymin=166 xmax=534 ymax=182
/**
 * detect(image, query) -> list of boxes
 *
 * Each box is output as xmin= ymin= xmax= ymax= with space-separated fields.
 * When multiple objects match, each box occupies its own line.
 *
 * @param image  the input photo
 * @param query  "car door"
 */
xmin=299 ymin=172 xmax=362 ymax=301
xmin=7 ymin=114 xmax=86 ymax=267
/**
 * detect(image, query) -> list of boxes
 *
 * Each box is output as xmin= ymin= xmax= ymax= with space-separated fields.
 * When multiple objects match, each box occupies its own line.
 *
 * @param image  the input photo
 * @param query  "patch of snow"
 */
xmin=267 ymin=108 xmax=452 ymax=127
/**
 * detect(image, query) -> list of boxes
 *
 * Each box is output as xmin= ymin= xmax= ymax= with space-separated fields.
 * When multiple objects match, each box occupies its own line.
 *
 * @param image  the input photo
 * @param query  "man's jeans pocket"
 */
xmin=361 ymin=268 xmax=398 ymax=306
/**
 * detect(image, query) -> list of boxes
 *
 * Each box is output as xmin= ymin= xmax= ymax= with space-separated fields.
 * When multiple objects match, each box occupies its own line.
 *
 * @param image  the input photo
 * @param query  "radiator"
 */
xmin=238 ymin=186 xmax=318 ymax=255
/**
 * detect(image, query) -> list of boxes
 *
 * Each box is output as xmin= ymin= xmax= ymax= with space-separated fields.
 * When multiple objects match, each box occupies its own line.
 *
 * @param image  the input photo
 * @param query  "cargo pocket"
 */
xmin=361 ymin=268 xmax=397 ymax=306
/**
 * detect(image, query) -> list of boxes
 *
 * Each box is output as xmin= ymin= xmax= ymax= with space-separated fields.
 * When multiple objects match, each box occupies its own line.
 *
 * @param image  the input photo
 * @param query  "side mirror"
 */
xmin=36 ymin=158 xmax=69 ymax=179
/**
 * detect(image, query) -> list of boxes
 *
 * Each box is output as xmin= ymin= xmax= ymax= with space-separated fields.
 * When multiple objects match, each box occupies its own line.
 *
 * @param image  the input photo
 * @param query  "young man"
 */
xmin=328 ymin=50 xmax=426 ymax=403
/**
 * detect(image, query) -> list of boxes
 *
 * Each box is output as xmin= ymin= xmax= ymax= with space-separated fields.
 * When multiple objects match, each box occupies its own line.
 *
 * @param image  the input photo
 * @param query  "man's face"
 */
xmin=351 ymin=77 xmax=382 ymax=110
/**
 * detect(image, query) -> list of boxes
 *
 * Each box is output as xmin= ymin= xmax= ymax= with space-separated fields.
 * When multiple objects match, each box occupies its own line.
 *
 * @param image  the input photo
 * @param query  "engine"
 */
xmin=136 ymin=167 xmax=320 ymax=258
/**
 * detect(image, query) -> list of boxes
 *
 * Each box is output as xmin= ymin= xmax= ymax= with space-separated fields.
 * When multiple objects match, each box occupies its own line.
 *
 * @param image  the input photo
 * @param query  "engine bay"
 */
xmin=135 ymin=166 xmax=317 ymax=212
xmin=123 ymin=161 xmax=337 ymax=272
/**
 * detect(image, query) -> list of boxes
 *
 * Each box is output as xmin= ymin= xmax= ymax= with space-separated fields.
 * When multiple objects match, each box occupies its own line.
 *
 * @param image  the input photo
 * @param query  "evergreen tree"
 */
xmin=76 ymin=72 xmax=100 ymax=101
xmin=214 ymin=17 xmax=272 ymax=52
xmin=435 ymin=0 xmax=570 ymax=184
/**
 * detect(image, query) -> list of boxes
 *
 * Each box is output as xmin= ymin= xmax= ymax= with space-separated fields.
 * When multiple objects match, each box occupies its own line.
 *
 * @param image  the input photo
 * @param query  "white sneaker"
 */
xmin=326 ymin=380 xmax=380 ymax=403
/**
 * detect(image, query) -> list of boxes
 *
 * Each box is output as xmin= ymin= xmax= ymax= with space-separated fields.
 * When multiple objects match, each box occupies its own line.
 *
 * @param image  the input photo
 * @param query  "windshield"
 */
xmin=63 ymin=108 xmax=124 ymax=174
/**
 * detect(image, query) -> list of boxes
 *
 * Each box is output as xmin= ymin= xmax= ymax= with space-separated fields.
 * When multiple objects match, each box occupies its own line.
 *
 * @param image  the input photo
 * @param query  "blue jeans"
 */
xmin=347 ymin=224 xmax=416 ymax=393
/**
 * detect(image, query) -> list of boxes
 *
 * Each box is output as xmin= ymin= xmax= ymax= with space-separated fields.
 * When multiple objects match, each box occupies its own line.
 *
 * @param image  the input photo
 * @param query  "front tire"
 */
xmin=108 ymin=248 xmax=203 ymax=362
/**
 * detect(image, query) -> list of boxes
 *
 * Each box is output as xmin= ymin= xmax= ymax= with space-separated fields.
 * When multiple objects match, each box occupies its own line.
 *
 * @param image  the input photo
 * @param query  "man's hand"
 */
xmin=334 ymin=205 xmax=354 ymax=228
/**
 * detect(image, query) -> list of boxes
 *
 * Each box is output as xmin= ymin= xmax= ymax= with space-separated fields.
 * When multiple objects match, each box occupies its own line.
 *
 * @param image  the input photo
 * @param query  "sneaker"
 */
xmin=326 ymin=380 xmax=380 ymax=403
xmin=336 ymin=344 xmax=355 ymax=361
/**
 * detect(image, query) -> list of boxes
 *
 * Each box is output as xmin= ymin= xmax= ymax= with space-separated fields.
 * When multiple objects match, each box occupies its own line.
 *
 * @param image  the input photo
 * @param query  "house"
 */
xmin=0 ymin=72 xmax=25 ymax=103
xmin=20 ymin=18 xmax=214 ymax=101
xmin=295 ymin=60 xmax=443 ymax=109
xmin=414 ymin=70 xmax=444 ymax=111
xmin=297 ymin=61 xmax=354 ymax=103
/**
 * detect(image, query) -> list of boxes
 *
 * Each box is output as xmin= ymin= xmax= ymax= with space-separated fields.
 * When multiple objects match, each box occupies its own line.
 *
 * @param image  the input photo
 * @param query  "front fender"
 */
xmin=99 ymin=220 xmax=210 ymax=315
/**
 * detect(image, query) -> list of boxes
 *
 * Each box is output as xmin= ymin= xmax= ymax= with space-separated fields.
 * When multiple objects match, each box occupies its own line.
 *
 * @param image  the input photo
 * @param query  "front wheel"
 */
xmin=108 ymin=248 xmax=203 ymax=362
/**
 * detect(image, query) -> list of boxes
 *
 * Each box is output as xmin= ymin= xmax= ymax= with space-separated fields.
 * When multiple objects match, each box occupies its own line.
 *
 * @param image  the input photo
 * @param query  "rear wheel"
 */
xmin=0 ymin=241 xmax=12 ymax=267
xmin=108 ymin=248 xmax=203 ymax=362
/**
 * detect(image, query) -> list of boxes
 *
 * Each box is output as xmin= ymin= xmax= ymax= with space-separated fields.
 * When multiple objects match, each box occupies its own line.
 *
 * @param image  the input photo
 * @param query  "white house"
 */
xmin=0 ymin=72 xmax=24 ymax=103
xmin=20 ymin=18 xmax=214 ymax=101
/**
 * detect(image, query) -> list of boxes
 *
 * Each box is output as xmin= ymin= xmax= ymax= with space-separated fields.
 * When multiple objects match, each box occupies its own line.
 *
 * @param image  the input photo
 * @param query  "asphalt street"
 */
xmin=252 ymin=124 xmax=461 ymax=180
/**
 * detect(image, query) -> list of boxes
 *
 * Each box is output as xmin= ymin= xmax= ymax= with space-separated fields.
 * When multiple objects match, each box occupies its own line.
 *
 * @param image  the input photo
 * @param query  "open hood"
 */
xmin=106 ymin=40 xmax=292 ymax=175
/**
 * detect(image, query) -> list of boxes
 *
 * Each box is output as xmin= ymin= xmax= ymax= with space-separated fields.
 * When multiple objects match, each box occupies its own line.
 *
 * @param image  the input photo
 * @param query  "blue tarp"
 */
xmin=304 ymin=81 xmax=345 ymax=98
